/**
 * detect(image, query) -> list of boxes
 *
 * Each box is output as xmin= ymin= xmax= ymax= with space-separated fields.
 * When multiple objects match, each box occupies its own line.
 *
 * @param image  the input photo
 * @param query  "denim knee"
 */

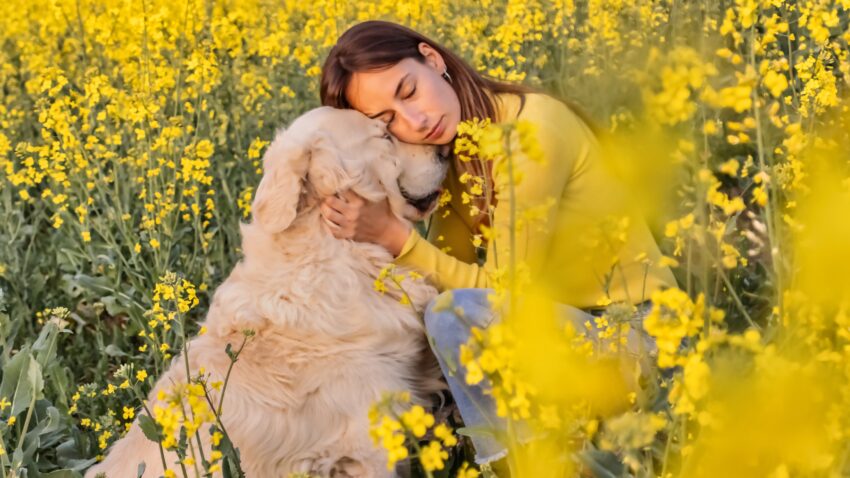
xmin=424 ymin=289 xmax=495 ymax=367
xmin=425 ymin=289 xmax=494 ymax=334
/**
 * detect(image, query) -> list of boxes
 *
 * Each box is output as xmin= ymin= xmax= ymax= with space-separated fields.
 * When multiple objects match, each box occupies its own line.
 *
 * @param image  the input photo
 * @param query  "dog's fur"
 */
xmin=86 ymin=107 xmax=450 ymax=477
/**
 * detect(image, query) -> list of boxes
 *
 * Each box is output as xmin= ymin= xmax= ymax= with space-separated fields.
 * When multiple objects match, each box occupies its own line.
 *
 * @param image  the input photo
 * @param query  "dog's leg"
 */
xmin=85 ymin=341 xmax=225 ymax=478
xmin=83 ymin=377 xmax=194 ymax=478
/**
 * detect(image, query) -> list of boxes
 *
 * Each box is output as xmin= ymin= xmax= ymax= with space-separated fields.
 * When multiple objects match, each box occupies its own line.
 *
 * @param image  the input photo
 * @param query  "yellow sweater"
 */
xmin=393 ymin=91 xmax=678 ymax=309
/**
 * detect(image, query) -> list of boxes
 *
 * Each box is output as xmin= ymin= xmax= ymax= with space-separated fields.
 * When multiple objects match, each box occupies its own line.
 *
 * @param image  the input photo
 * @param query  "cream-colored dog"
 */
xmin=86 ymin=107 xmax=449 ymax=478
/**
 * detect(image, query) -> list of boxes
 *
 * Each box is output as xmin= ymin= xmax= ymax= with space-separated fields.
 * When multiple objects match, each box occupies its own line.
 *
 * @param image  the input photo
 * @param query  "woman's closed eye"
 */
xmin=383 ymin=85 xmax=416 ymax=126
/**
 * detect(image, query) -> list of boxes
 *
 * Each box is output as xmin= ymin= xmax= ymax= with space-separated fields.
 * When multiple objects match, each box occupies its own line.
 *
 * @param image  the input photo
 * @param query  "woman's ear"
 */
xmin=251 ymin=128 xmax=311 ymax=234
xmin=418 ymin=42 xmax=445 ymax=71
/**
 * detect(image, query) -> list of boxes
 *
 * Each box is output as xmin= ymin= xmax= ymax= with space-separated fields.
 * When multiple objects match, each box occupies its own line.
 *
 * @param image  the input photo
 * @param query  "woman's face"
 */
xmin=344 ymin=42 xmax=460 ymax=148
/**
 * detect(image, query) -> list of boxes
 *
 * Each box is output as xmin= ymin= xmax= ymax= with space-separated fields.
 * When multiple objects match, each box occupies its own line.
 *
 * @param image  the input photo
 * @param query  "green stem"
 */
xmin=134 ymin=389 xmax=170 ymax=473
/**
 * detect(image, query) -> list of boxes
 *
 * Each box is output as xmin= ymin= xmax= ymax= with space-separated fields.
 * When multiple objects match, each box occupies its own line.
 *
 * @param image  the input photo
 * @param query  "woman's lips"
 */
xmin=425 ymin=117 xmax=444 ymax=140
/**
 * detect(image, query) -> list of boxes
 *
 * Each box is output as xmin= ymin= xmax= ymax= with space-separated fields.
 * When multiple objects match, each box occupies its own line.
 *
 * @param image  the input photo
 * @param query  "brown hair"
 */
xmin=320 ymin=20 xmax=600 ymax=229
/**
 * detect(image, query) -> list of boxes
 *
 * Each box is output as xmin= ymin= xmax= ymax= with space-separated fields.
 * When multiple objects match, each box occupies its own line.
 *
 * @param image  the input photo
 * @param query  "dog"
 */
xmin=86 ymin=106 xmax=450 ymax=477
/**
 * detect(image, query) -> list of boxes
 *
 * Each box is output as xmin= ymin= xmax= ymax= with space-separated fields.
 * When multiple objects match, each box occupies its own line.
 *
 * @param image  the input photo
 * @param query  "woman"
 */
xmin=318 ymin=20 xmax=677 ymax=469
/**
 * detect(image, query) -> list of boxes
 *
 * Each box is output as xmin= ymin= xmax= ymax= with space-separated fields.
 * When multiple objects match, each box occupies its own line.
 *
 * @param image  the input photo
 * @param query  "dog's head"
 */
xmin=251 ymin=106 xmax=449 ymax=234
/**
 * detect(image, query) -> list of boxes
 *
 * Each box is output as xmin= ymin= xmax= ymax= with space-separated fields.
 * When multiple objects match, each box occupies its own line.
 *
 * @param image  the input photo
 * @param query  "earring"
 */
xmin=442 ymin=69 xmax=453 ymax=84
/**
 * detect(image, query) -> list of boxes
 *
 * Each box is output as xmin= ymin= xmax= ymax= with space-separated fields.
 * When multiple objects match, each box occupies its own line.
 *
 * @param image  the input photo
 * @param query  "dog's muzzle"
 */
xmin=401 ymin=187 xmax=443 ymax=213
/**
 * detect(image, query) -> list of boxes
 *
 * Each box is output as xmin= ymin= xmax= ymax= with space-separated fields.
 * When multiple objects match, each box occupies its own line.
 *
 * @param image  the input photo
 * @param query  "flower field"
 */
xmin=1 ymin=0 xmax=849 ymax=476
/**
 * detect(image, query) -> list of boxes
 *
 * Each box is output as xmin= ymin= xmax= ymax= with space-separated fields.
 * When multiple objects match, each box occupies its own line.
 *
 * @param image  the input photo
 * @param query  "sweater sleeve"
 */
xmin=393 ymin=98 xmax=593 ymax=292
xmin=393 ymin=228 xmax=489 ymax=290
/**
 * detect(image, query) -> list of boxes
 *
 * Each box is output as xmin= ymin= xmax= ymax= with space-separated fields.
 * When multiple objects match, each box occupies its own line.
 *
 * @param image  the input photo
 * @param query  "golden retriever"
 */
xmin=86 ymin=106 xmax=449 ymax=477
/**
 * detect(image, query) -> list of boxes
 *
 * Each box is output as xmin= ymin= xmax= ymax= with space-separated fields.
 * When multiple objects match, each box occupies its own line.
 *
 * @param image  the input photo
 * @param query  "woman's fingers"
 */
xmin=339 ymin=189 xmax=365 ymax=206
xmin=320 ymin=202 xmax=344 ymax=226
xmin=324 ymin=195 xmax=346 ymax=212
xmin=320 ymin=190 xmax=370 ymax=239
xmin=325 ymin=190 xmax=364 ymax=221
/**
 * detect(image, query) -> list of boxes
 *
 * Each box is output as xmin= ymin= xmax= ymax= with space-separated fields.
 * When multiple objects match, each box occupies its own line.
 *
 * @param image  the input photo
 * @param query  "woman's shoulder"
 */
xmin=500 ymin=92 xmax=595 ymax=147
xmin=519 ymin=92 xmax=583 ymax=125
xmin=491 ymin=91 xmax=598 ymax=163
xmin=494 ymin=91 xmax=550 ymax=122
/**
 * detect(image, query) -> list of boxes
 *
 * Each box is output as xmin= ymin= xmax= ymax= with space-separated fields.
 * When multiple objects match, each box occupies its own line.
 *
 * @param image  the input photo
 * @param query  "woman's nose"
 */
xmin=398 ymin=104 xmax=428 ymax=133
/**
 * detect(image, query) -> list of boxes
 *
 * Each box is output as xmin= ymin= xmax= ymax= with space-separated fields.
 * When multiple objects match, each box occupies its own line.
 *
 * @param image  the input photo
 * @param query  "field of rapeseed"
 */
xmin=1 ymin=0 xmax=849 ymax=476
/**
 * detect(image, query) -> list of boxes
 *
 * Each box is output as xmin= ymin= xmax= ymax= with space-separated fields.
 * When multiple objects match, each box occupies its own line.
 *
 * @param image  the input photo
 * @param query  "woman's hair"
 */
xmin=320 ymin=20 xmax=599 ymax=229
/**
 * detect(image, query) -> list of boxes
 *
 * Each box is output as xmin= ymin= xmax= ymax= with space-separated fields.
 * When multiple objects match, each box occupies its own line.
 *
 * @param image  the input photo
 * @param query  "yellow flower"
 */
xmin=373 ymin=278 xmax=388 ymax=294
xmin=195 ymin=139 xmax=214 ymax=159
xmin=719 ymin=159 xmax=740 ymax=177
xmin=457 ymin=462 xmax=481 ymax=478
xmin=98 ymin=430 xmax=112 ymax=449
xmin=433 ymin=423 xmax=457 ymax=446
xmin=419 ymin=441 xmax=448 ymax=472
xmin=136 ymin=370 xmax=148 ymax=382
xmin=400 ymin=405 xmax=434 ymax=438
xmin=465 ymin=360 xmax=484 ymax=385
xmin=763 ymin=70 xmax=788 ymax=98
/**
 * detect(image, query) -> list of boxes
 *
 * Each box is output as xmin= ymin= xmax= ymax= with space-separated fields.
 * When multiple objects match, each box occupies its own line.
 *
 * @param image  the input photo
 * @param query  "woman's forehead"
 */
xmin=346 ymin=60 xmax=416 ymax=113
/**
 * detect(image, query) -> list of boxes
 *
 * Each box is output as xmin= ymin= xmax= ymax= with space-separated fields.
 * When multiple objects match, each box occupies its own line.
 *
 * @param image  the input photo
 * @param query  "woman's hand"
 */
xmin=320 ymin=189 xmax=412 ymax=257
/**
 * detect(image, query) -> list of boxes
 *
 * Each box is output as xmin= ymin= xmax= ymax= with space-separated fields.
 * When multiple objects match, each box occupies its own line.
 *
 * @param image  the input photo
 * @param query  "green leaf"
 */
xmin=454 ymin=425 xmax=499 ymax=440
xmin=0 ymin=349 xmax=31 ymax=414
xmin=104 ymin=344 xmax=127 ymax=357
xmin=0 ymin=349 xmax=44 ymax=417
xmin=42 ymin=470 xmax=83 ymax=478
xmin=137 ymin=414 xmax=161 ymax=443
xmin=32 ymin=320 xmax=63 ymax=368
xmin=100 ymin=295 xmax=132 ymax=317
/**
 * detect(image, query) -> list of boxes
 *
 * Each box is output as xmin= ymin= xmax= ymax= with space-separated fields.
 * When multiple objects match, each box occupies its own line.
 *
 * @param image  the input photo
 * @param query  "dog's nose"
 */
xmin=437 ymin=144 xmax=451 ymax=162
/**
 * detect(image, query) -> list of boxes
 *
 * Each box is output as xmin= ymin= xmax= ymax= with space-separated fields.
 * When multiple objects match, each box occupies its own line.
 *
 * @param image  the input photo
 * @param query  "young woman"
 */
xmin=318 ymin=20 xmax=678 ymax=468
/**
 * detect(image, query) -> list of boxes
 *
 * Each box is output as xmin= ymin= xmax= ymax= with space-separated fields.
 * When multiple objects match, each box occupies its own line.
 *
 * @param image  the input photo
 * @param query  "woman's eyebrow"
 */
xmin=366 ymin=73 xmax=410 ymax=119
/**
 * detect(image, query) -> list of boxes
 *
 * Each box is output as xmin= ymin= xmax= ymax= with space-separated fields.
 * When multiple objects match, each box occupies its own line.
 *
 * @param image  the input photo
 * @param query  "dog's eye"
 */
xmin=382 ymin=133 xmax=393 ymax=142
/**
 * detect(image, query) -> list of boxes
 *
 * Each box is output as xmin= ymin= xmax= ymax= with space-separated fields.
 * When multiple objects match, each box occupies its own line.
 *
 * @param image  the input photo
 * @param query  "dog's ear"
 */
xmin=252 ymin=129 xmax=311 ymax=234
xmin=370 ymin=153 xmax=410 ymax=219
xmin=252 ymin=128 xmax=345 ymax=233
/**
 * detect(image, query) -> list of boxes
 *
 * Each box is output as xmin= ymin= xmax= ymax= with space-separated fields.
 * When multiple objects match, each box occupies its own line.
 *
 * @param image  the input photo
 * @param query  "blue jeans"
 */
xmin=423 ymin=288 xmax=659 ymax=465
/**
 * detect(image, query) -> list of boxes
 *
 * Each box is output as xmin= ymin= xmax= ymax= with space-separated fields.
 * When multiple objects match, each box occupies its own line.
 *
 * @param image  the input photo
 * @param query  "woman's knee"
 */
xmin=425 ymin=288 xmax=495 ymax=349
xmin=425 ymin=289 xmax=494 ymax=332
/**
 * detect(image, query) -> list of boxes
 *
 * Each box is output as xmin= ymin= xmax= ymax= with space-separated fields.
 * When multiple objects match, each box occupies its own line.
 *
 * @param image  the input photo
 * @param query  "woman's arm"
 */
xmin=393 ymin=227 xmax=490 ymax=290
xmin=320 ymin=190 xmax=412 ymax=256
xmin=393 ymin=97 xmax=593 ymax=291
